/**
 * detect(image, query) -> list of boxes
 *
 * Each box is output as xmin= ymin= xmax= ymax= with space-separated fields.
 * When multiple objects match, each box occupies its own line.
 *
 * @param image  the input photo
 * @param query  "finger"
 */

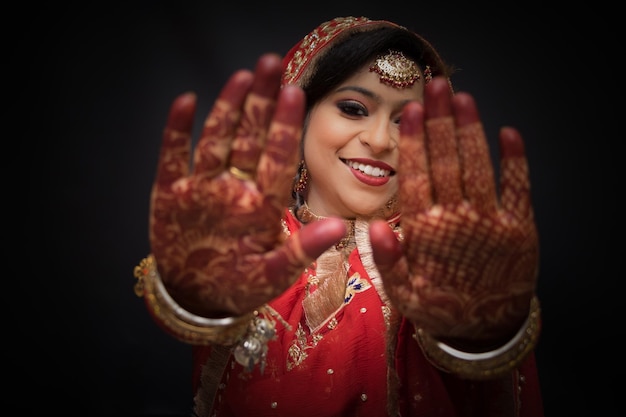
xmin=424 ymin=77 xmax=463 ymax=205
xmin=256 ymin=85 xmax=306 ymax=208
xmin=264 ymin=218 xmax=348 ymax=292
xmin=398 ymin=101 xmax=433 ymax=214
xmin=498 ymin=126 xmax=532 ymax=218
xmin=451 ymin=92 xmax=497 ymax=213
xmin=228 ymin=53 xmax=284 ymax=175
xmin=193 ymin=69 xmax=254 ymax=176
xmin=369 ymin=219 xmax=412 ymax=305
xmin=369 ymin=219 xmax=403 ymax=267
xmin=155 ymin=92 xmax=196 ymax=187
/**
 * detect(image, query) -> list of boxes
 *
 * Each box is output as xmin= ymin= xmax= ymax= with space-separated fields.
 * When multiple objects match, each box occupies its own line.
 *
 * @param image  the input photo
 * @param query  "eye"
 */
xmin=337 ymin=101 xmax=368 ymax=117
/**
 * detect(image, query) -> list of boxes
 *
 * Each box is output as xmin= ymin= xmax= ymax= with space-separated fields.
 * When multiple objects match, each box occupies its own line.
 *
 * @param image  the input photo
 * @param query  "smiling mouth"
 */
xmin=341 ymin=159 xmax=394 ymax=177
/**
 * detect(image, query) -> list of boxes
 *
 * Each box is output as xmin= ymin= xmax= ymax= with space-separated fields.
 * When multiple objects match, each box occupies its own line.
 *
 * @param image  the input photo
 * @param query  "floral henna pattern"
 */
xmin=149 ymin=54 xmax=314 ymax=318
xmin=228 ymin=92 xmax=277 ymax=174
xmin=380 ymin=81 xmax=539 ymax=342
xmin=394 ymin=200 xmax=538 ymax=340
xmin=257 ymin=127 xmax=301 ymax=201
xmin=397 ymin=118 xmax=431 ymax=213
xmin=456 ymin=122 xmax=497 ymax=213
xmin=424 ymin=116 xmax=463 ymax=204
xmin=193 ymin=98 xmax=242 ymax=176
xmin=228 ymin=56 xmax=283 ymax=174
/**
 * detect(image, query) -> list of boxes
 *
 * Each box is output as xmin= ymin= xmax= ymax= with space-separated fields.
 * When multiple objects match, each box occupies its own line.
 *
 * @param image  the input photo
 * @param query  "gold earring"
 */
xmin=293 ymin=160 xmax=308 ymax=193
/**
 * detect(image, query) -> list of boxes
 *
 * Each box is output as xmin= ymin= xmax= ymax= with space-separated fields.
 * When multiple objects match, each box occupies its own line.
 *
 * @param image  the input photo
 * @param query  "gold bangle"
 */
xmin=414 ymin=296 xmax=541 ymax=380
xmin=133 ymin=255 xmax=253 ymax=346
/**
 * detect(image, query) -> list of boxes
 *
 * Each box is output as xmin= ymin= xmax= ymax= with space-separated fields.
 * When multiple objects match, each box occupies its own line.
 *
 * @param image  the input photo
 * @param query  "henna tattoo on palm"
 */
xmin=377 ymin=80 xmax=539 ymax=341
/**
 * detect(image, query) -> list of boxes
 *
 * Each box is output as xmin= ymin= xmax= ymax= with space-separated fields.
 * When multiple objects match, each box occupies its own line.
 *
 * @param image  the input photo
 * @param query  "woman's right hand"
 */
xmin=148 ymin=54 xmax=347 ymax=318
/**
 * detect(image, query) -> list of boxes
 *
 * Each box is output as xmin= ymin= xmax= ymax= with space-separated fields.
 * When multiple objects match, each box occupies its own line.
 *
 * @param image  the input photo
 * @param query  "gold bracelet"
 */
xmin=133 ymin=255 xmax=253 ymax=346
xmin=414 ymin=296 xmax=541 ymax=380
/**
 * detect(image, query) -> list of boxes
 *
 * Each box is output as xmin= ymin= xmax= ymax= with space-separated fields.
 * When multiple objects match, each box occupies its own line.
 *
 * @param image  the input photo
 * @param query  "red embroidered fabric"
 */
xmin=191 ymin=210 xmax=544 ymax=417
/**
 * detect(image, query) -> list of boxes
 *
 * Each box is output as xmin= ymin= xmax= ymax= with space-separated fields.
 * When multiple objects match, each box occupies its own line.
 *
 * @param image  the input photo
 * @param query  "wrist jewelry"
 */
xmin=134 ymin=255 xmax=287 ymax=373
xmin=134 ymin=255 xmax=253 ymax=346
xmin=414 ymin=296 xmax=541 ymax=380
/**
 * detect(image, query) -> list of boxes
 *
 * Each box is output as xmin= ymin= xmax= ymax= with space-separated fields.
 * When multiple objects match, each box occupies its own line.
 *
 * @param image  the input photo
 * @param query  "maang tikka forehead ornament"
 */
xmin=369 ymin=50 xmax=431 ymax=89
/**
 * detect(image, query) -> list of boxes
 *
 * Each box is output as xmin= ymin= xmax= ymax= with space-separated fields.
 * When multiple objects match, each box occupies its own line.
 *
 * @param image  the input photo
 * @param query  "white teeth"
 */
xmin=347 ymin=160 xmax=390 ymax=177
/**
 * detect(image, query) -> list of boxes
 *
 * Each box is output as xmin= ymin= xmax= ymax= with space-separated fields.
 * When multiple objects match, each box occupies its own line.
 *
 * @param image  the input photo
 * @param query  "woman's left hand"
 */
xmin=370 ymin=76 xmax=539 ymax=344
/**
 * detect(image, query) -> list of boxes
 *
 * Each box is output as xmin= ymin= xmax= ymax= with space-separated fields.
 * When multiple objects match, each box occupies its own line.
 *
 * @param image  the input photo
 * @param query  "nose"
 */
xmin=358 ymin=117 xmax=397 ymax=153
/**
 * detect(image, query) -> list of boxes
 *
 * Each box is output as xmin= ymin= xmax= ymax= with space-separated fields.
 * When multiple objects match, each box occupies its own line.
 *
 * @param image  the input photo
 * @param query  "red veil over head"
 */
xmin=281 ymin=16 xmax=451 ymax=88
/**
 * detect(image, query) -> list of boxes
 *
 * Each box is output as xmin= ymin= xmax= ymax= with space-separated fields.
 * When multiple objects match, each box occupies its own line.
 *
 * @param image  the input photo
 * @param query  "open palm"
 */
xmin=149 ymin=54 xmax=346 ymax=318
xmin=371 ymin=77 xmax=539 ymax=343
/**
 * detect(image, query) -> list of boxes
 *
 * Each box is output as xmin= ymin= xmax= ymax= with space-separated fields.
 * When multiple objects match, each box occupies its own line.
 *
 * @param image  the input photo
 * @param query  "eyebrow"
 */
xmin=335 ymin=85 xmax=376 ymax=99
xmin=335 ymin=85 xmax=415 ymax=107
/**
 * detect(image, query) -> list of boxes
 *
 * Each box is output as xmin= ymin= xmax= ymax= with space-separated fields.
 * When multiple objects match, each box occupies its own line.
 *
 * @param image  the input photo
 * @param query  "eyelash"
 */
xmin=336 ymin=101 xmax=402 ymax=125
xmin=337 ymin=101 xmax=367 ymax=117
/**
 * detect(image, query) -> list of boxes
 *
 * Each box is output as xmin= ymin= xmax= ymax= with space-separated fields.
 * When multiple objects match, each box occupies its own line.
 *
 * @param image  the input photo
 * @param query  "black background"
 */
xmin=26 ymin=2 xmax=619 ymax=416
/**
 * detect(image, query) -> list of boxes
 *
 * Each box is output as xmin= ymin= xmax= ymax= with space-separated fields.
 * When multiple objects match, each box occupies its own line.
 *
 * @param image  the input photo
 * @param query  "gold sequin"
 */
xmin=327 ymin=317 xmax=338 ymax=330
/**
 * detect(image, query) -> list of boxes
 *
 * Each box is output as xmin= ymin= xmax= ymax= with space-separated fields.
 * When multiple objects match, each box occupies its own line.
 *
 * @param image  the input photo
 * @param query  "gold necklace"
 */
xmin=295 ymin=203 xmax=355 ymax=250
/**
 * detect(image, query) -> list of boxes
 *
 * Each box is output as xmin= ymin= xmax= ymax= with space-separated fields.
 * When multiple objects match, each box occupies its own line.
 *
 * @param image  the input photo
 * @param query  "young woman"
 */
xmin=135 ymin=16 xmax=543 ymax=416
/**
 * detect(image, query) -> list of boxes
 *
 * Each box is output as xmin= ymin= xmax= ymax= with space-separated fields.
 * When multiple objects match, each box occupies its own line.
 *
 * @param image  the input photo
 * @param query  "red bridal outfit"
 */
xmin=137 ymin=16 xmax=544 ymax=417
xmin=190 ymin=210 xmax=544 ymax=417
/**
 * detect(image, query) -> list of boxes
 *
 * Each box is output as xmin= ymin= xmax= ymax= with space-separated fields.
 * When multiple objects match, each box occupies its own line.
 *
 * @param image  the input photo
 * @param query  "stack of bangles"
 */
xmin=133 ymin=254 xmax=540 ymax=379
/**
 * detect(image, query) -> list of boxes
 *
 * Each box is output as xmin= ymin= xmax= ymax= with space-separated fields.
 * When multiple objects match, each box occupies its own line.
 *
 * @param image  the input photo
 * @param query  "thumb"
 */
xmin=369 ymin=220 xmax=403 ymax=269
xmin=264 ymin=218 xmax=348 ymax=290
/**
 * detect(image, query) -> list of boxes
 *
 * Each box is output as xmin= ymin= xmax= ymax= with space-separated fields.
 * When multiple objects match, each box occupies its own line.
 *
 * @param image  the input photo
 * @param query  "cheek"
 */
xmin=302 ymin=129 xmax=332 ymax=177
xmin=304 ymin=107 xmax=351 ymax=155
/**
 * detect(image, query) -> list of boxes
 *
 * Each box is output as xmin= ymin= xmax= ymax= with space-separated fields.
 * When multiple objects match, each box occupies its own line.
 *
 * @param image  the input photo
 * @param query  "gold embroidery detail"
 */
xmin=327 ymin=317 xmax=338 ymax=330
xmin=286 ymin=323 xmax=323 ymax=371
xmin=381 ymin=305 xmax=391 ymax=328
xmin=283 ymin=17 xmax=372 ymax=85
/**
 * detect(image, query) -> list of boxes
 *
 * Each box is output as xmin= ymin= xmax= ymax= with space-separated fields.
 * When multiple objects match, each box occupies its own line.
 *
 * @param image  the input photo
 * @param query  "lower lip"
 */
xmin=350 ymin=167 xmax=391 ymax=186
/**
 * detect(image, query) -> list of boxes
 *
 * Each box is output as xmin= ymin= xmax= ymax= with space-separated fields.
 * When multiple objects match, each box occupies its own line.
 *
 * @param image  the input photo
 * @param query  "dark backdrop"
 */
xmin=26 ymin=3 xmax=619 ymax=416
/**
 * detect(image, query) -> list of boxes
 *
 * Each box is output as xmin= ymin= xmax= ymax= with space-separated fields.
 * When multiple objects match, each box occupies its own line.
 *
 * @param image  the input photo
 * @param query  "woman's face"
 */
xmin=303 ymin=60 xmax=425 ymax=219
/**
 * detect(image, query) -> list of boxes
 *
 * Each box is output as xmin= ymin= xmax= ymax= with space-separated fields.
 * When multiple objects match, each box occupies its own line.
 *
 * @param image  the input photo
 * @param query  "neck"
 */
xmin=296 ymin=202 xmax=355 ymax=250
